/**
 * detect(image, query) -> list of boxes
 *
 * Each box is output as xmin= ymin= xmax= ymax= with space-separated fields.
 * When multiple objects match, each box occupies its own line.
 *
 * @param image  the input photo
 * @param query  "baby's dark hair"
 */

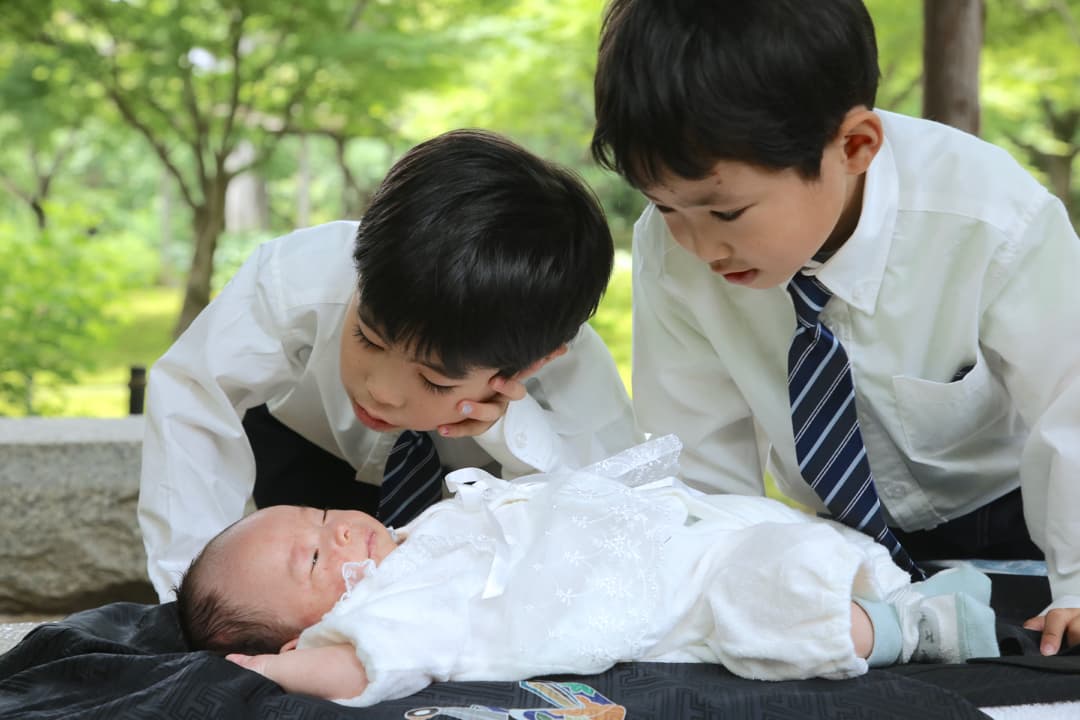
xmin=592 ymin=0 xmax=880 ymax=186
xmin=175 ymin=528 xmax=301 ymax=655
xmin=353 ymin=129 xmax=614 ymax=379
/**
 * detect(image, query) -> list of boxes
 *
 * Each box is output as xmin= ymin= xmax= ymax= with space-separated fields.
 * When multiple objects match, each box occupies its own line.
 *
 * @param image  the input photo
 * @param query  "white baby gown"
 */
xmin=298 ymin=437 xmax=911 ymax=707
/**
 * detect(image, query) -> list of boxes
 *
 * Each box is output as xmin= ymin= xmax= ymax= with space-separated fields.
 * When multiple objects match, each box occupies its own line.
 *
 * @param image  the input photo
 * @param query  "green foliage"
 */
xmin=1 ymin=0 xmax=1078 ymax=415
xmin=589 ymin=252 xmax=632 ymax=390
xmin=0 ymin=205 xmax=147 ymax=414
xmin=983 ymin=0 xmax=1080 ymax=218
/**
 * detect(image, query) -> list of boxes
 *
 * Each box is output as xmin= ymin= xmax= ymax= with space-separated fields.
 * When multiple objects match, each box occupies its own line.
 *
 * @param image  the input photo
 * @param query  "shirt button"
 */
xmin=513 ymin=431 xmax=528 ymax=450
xmin=881 ymin=485 xmax=905 ymax=499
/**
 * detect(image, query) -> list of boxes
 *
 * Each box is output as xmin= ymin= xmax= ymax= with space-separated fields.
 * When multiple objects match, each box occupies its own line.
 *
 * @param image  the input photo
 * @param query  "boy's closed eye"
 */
xmin=352 ymin=325 xmax=380 ymax=350
xmin=710 ymin=207 xmax=749 ymax=222
xmin=421 ymin=375 xmax=457 ymax=395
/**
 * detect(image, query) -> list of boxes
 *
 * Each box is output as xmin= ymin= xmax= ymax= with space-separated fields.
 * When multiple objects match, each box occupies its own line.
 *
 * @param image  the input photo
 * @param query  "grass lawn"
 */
xmin=41 ymin=258 xmax=635 ymax=417
xmin=36 ymin=287 xmax=182 ymax=417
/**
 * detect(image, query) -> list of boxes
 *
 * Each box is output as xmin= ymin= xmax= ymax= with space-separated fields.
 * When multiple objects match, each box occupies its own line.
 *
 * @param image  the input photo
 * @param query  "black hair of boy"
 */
xmin=354 ymin=129 xmax=614 ymax=379
xmin=175 ymin=537 xmax=296 ymax=655
xmin=591 ymin=0 xmax=880 ymax=186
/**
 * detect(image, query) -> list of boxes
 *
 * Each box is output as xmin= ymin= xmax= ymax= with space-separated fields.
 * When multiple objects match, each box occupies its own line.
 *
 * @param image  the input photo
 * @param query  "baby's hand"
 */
xmin=228 ymin=645 xmax=368 ymax=699
xmin=438 ymin=375 xmax=527 ymax=439
xmin=226 ymin=652 xmax=277 ymax=679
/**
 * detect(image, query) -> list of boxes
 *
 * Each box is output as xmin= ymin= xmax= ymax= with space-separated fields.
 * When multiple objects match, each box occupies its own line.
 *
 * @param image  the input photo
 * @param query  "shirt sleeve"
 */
xmin=979 ymin=192 xmax=1080 ymax=606
xmin=137 ymin=239 xmax=304 ymax=600
xmin=631 ymin=208 xmax=765 ymax=495
xmin=471 ymin=323 xmax=642 ymax=478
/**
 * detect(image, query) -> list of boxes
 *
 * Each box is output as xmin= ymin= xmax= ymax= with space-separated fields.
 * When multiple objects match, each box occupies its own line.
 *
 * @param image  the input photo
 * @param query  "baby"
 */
xmin=177 ymin=441 xmax=999 ymax=706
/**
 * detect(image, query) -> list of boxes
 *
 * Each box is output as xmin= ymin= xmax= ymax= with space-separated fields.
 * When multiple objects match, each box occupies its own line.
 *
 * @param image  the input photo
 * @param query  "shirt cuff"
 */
xmin=473 ymin=394 xmax=558 ymax=479
xmin=1041 ymin=594 xmax=1080 ymax=616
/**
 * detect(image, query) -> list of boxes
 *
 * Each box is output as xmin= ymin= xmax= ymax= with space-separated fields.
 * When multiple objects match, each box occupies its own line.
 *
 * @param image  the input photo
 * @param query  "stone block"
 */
xmin=0 ymin=417 xmax=156 ymax=613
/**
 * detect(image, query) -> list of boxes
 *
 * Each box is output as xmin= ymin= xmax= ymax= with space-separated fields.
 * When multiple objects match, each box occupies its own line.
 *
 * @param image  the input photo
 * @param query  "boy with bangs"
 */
xmin=138 ymin=129 xmax=640 ymax=603
xmin=591 ymin=0 xmax=1080 ymax=655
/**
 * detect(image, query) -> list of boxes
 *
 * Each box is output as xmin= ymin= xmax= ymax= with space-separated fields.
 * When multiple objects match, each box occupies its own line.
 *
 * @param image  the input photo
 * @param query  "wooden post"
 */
xmin=128 ymin=366 xmax=147 ymax=415
xmin=923 ymin=0 xmax=984 ymax=135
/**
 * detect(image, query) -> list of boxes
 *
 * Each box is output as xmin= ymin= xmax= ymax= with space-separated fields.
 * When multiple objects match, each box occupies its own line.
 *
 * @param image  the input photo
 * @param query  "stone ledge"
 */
xmin=0 ymin=417 xmax=156 ymax=613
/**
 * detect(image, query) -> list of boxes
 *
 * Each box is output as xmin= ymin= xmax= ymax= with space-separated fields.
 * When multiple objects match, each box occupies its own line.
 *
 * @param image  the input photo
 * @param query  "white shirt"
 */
xmin=631 ymin=111 xmax=1080 ymax=609
xmin=301 ymin=466 xmax=909 ymax=706
xmin=137 ymin=221 xmax=640 ymax=600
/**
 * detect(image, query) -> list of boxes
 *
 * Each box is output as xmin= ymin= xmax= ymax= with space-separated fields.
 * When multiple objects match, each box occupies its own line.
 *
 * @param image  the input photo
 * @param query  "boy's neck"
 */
xmin=819 ymin=169 xmax=867 ymax=257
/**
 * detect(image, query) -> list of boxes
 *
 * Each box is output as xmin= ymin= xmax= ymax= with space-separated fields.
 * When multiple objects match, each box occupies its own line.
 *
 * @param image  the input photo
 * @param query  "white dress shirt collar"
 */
xmin=808 ymin=128 xmax=899 ymax=316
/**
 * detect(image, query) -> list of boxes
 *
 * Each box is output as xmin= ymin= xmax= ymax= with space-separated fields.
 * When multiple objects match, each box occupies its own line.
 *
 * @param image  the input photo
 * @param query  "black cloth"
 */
xmin=245 ymin=403 xmax=379 ymax=513
xmin=4 ymin=576 xmax=1080 ymax=720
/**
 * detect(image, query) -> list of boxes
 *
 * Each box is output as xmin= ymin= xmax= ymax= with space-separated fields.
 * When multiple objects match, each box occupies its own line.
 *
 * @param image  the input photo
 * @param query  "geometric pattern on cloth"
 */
xmin=377 ymin=430 xmax=444 ymax=527
xmin=787 ymin=272 xmax=925 ymax=580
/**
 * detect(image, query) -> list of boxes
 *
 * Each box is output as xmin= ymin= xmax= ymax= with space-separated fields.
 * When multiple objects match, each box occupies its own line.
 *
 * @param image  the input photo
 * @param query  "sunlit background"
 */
xmin=0 ymin=0 xmax=1077 ymax=416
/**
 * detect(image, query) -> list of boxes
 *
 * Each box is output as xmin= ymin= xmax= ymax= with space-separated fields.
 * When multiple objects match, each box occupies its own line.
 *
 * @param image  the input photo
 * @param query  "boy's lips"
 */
xmin=718 ymin=268 xmax=758 ymax=285
xmin=352 ymin=401 xmax=395 ymax=431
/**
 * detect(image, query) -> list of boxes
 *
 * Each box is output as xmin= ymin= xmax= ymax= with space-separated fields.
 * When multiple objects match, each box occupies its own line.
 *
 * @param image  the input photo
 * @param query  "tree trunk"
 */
xmin=923 ymin=0 xmax=983 ymax=135
xmin=173 ymin=179 xmax=227 ymax=338
xmin=297 ymin=134 xmax=311 ymax=228
xmin=158 ymin=169 xmax=175 ymax=287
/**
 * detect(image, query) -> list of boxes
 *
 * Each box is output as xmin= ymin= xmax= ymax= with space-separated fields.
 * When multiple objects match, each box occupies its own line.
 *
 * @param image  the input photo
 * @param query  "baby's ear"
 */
xmin=279 ymin=637 xmax=300 ymax=654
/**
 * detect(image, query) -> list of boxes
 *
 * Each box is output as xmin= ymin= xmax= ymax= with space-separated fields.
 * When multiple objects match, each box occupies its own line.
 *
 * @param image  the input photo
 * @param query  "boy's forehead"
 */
xmin=643 ymin=166 xmax=739 ymax=206
xmin=354 ymin=304 xmax=492 ymax=381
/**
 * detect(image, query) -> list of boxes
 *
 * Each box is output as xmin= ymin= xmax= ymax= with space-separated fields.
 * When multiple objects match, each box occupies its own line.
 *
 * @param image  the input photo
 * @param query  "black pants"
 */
xmin=891 ymin=488 xmax=1048 ymax=623
xmin=891 ymin=488 xmax=1043 ymax=562
xmin=243 ymin=404 xmax=379 ymax=514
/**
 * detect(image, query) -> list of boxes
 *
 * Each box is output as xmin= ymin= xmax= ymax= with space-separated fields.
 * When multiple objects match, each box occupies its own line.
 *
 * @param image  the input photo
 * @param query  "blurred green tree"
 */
xmin=0 ymin=207 xmax=135 ymax=414
xmin=6 ymin=0 xmax=513 ymax=336
xmin=983 ymin=0 xmax=1080 ymax=221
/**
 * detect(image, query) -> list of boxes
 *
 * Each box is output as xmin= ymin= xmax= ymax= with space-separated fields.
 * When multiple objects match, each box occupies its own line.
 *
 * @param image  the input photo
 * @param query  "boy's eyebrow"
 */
xmin=643 ymin=183 xmax=736 ymax=209
xmin=356 ymin=306 xmax=468 ymax=381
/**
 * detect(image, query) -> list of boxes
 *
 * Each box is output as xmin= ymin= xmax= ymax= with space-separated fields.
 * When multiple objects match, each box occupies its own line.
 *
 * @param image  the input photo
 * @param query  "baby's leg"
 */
xmin=851 ymin=602 xmax=875 ymax=659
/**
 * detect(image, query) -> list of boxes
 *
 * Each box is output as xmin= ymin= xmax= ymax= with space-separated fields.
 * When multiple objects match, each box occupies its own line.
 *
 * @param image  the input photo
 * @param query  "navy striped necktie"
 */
xmin=787 ymin=272 xmax=924 ymax=580
xmin=377 ymin=430 xmax=444 ymax=527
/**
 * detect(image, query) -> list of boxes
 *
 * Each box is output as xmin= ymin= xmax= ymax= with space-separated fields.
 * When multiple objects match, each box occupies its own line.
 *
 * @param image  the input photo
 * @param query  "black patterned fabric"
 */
xmin=2 ymin=589 xmax=1079 ymax=720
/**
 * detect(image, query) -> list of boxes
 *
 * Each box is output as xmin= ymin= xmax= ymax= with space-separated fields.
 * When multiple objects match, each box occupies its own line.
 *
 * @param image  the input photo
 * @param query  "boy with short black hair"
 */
xmin=591 ymin=0 xmax=1080 ymax=654
xmin=139 ymin=129 xmax=640 ymax=602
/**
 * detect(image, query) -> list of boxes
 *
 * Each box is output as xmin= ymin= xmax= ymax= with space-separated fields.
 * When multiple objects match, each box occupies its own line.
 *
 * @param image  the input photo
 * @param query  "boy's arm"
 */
xmin=139 ymin=225 xmax=354 ymax=599
xmin=228 ymin=645 xmax=367 ymax=700
xmin=979 ymin=195 xmax=1080 ymax=651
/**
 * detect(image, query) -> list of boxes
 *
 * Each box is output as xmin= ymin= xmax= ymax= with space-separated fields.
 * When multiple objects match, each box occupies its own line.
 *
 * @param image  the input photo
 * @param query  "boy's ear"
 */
xmin=513 ymin=344 xmax=569 ymax=381
xmin=836 ymin=107 xmax=883 ymax=175
xmin=279 ymin=637 xmax=300 ymax=654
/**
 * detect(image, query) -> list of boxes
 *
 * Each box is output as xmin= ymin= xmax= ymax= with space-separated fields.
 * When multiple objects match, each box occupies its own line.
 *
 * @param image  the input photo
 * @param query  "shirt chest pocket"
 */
xmin=890 ymin=355 xmax=1011 ymax=460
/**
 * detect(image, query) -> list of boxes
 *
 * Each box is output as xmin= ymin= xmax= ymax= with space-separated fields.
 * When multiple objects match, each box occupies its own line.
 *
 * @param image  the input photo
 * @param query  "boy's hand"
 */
xmin=437 ymin=375 xmax=527 ymax=439
xmin=1023 ymin=607 xmax=1080 ymax=655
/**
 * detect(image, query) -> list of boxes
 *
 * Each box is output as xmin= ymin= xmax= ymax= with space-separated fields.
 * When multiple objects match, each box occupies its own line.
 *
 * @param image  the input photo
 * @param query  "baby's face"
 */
xmin=215 ymin=506 xmax=398 ymax=637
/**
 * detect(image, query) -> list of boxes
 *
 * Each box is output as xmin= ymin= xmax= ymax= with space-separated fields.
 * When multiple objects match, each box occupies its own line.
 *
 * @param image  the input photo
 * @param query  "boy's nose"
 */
xmin=333 ymin=522 xmax=350 ymax=547
xmin=366 ymin=377 xmax=404 ymax=409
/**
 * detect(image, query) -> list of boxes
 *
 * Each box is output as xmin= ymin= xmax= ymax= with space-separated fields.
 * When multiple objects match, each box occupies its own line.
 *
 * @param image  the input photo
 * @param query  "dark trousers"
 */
xmin=891 ymin=488 xmax=1048 ymax=623
xmin=891 ymin=488 xmax=1043 ymax=562
xmin=243 ymin=404 xmax=379 ymax=514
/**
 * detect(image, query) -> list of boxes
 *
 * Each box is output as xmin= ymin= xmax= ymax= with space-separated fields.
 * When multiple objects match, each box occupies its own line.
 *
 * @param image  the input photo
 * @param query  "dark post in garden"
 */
xmin=129 ymin=366 xmax=147 ymax=415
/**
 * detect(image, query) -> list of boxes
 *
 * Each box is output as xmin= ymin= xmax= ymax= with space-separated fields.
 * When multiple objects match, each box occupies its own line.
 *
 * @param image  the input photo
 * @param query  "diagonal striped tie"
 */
xmin=377 ymin=430 xmax=445 ymax=527
xmin=787 ymin=272 xmax=924 ymax=580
